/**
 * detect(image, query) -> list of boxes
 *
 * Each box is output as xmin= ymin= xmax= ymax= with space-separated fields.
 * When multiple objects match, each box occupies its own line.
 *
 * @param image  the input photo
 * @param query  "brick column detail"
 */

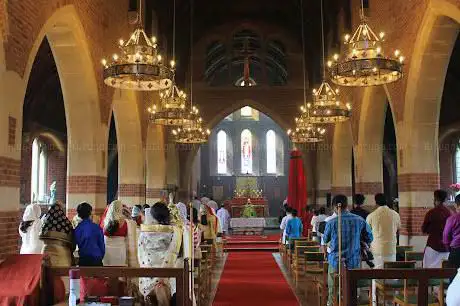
xmin=0 ymin=157 xmax=21 ymax=187
xmin=399 ymin=207 xmax=429 ymax=236
xmin=331 ymin=186 xmax=352 ymax=197
xmin=398 ymin=173 xmax=440 ymax=192
xmin=0 ymin=211 xmax=20 ymax=259
xmin=118 ymin=184 xmax=146 ymax=197
xmin=67 ymin=176 xmax=107 ymax=194
xmin=355 ymin=182 xmax=383 ymax=195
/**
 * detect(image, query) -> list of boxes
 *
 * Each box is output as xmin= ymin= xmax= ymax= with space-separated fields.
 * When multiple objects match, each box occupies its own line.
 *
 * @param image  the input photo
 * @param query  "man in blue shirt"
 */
xmin=286 ymin=209 xmax=303 ymax=249
xmin=74 ymin=202 xmax=105 ymax=266
xmin=323 ymin=195 xmax=373 ymax=306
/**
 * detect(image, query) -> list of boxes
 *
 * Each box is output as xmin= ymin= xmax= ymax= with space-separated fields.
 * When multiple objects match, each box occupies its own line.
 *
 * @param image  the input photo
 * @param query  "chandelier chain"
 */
xmin=360 ymin=0 xmax=365 ymax=20
xmin=320 ymin=0 xmax=326 ymax=81
xmin=173 ymin=0 xmax=176 ymax=61
xmin=138 ymin=0 xmax=143 ymax=26
xmin=300 ymin=0 xmax=306 ymax=108
xmin=190 ymin=0 xmax=194 ymax=108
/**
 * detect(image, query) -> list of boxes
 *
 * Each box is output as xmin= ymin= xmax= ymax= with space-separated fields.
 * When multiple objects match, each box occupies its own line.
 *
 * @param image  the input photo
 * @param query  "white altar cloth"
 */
xmin=230 ymin=217 xmax=266 ymax=228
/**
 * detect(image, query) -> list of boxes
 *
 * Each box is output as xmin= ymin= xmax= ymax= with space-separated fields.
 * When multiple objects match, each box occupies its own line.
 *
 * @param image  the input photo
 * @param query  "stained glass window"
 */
xmin=241 ymin=129 xmax=253 ymax=174
xmin=267 ymin=130 xmax=276 ymax=173
xmin=217 ymin=130 xmax=227 ymax=174
xmin=241 ymin=106 xmax=252 ymax=117
xmin=456 ymin=142 xmax=460 ymax=183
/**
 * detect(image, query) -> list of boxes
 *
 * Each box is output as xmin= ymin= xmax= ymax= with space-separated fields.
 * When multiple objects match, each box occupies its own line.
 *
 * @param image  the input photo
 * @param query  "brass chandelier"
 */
xmin=287 ymin=0 xmax=326 ymax=144
xmin=328 ymin=0 xmax=404 ymax=87
xmin=309 ymin=0 xmax=351 ymax=124
xmin=147 ymin=0 xmax=191 ymax=126
xmin=172 ymin=0 xmax=209 ymax=143
xmin=102 ymin=0 xmax=171 ymax=91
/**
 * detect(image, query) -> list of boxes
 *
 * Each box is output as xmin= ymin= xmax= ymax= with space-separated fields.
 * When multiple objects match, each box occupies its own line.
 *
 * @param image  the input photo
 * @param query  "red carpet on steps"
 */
xmin=212 ymin=252 xmax=299 ymax=306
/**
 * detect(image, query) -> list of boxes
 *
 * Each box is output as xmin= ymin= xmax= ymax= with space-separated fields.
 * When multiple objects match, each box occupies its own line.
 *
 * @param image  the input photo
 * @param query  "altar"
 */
xmin=230 ymin=217 xmax=266 ymax=235
xmin=229 ymin=197 xmax=268 ymax=217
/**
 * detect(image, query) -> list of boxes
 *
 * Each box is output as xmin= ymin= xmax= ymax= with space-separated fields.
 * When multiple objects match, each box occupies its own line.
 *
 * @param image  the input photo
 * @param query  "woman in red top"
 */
xmin=102 ymin=200 xmax=138 ymax=267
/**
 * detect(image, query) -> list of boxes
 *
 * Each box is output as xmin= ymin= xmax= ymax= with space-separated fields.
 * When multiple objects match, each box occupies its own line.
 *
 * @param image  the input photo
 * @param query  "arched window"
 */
xmin=217 ymin=130 xmax=227 ymax=174
xmin=241 ymin=129 xmax=253 ymax=174
xmin=266 ymin=130 xmax=277 ymax=173
xmin=241 ymin=106 xmax=253 ymax=117
xmin=31 ymin=138 xmax=47 ymax=203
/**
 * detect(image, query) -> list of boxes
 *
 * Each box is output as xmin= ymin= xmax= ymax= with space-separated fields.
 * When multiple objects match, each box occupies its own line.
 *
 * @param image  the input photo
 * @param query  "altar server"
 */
xmin=216 ymin=203 xmax=231 ymax=234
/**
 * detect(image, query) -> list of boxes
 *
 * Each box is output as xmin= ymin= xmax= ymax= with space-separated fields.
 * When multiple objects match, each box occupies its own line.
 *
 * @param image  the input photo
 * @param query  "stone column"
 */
xmin=331 ymin=122 xmax=353 ymax=203
xmin=146 ymin=124 xmax=166 ymax=204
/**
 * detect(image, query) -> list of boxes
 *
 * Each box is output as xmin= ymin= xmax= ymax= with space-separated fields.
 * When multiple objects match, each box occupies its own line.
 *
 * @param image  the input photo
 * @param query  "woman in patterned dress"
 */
xmin=138 ymin=202 xmax=182 ymax=306
xmin=39 ymin=201 xmax=74 ymax=266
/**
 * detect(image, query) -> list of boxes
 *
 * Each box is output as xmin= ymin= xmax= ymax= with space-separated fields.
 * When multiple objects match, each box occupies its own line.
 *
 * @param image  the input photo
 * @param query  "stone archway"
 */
xmin=22 ymin=5 xmax=104 ymax=214
xmin=399 ymin=0 xmax=460 ymax=247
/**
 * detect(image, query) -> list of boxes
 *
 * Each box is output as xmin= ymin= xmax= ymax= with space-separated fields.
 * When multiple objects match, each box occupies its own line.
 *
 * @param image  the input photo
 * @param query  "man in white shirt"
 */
xmin=280 ymin=207 xmax=293 ymax=244
xmin=216 ymin=204 xmax=231 ymax=234
xmin=366 ymin=193 xmax=401 ymax=306
xmin=311 ymin=207 xmax=328 ymax=242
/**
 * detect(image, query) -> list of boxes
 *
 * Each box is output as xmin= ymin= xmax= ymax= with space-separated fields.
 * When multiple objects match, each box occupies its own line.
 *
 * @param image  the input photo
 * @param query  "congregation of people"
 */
xmin=279 ymin=189 xmax=460 ymax=306
xmin=18 ymin=195 xmax=232 ymax=305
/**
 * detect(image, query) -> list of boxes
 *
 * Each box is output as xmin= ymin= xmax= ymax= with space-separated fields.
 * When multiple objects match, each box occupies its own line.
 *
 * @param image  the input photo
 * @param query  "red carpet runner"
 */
xmin=212 ymin=251 xmax=299 ymax=305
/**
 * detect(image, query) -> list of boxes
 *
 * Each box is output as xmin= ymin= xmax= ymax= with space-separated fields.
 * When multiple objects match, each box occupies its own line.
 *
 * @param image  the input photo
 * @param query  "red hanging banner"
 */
xmin=287 ymin=150 xmax=307 ymax=220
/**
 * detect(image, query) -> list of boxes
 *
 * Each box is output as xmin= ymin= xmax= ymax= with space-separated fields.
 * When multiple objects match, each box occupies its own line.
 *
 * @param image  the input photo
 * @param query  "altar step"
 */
xmin=224 ymin=241 xmax=279 ymax=252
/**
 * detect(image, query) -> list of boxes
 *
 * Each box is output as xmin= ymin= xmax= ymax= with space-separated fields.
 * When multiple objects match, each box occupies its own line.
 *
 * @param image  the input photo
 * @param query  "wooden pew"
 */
xmin=41 ymin=262 xmax=191 ymax=306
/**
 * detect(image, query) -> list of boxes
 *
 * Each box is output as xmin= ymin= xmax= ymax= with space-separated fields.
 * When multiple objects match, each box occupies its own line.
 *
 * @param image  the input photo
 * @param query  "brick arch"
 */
xmin=111 ymin=90 xmax=145 ymax=205
xmin=23 ymin=5 xmax=104 ymax=211
xmin=402 ymin=0 xmax=460 ymax=175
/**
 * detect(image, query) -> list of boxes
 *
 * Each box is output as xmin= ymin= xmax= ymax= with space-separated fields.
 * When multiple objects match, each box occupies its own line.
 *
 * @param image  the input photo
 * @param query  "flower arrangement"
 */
xmin=450 ymin=183 xmax=460 ymax=193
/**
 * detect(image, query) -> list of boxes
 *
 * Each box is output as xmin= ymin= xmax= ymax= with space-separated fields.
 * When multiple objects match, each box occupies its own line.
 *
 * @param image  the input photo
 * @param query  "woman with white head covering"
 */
xmin=175 ymin=202 xmax=188 ymax=222
xmin=206 ymin=200 xmax=218 ymax=213
xmin=19 ymin=203 xmax=44 ymax=254
xmin=102 ymin=200 xmax=138 ymax=267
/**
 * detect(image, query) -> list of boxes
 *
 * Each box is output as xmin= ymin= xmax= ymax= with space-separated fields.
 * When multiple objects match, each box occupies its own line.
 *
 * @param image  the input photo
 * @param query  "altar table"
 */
xmin=230 ymin=217 xmax=266 ymax=235
xmin=228 ymin=197 xmax=269 ymax=217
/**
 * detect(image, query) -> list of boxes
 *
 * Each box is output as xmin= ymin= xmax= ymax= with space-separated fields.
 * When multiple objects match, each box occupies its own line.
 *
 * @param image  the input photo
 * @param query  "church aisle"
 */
xmin=212 ymin=251 xmax=300 ymax=306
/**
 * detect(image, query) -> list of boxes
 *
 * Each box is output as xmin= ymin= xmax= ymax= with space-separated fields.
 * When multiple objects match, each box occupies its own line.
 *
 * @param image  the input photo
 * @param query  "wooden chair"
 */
xmin=393 ymin=272 xmax=443 ymax=306
xmin=303 ymin=252 xmax=327 ymax=305
xmin=405 ymin=251 xmax=424 ymax=267
xmin=375 ymin=261 xmax=417 ymax=305
xmin=396 ymin=245 xmax=414 ymax=261
xmin=292 ymin=245 xmax=313 ymax=284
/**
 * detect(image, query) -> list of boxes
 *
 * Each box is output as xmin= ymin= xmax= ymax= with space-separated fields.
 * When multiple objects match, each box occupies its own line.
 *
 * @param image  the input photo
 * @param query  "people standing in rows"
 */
xmin=366 ymin=193 xmax=400 ymax=306
xmin=19 ymin=203 xmax=44 ymax=254
xmin=422 ymin=189 xmax=452 ymax=268
xmin=286 ymin=209 xmax=303 ymax=245
xmin=322 ymin=195 xmax=373 ymax=306
xmin=280 ymin=207 xmax=293 ymax=244
xmin=444 ymin=194 xmax=460 ymax=271
xmin=216 ymin=203 xmax=231 ymax=235
xmin=102 ymin=200 xmax=138 ymax=267
xmin=351 ymin=194 xmax=369 ymax=220
xmin=74 ymin=202 xmax=105 ymax=266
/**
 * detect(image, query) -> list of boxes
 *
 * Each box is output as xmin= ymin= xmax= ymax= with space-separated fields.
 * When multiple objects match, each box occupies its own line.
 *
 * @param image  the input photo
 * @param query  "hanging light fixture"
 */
xmin=172 ymin=0 xmax=210 ymax=143
xmin=328 ymin=0 xmax=404 ymax=87
xmin=309 ymin=0 xmax=351 ymax=124
xmin=102 ymin=0 xmax=172 ymax=91
xmin=147 ymin=0 xmax=191 ymax=126
xmin=287 ymin=0 xmax=326 ymax=143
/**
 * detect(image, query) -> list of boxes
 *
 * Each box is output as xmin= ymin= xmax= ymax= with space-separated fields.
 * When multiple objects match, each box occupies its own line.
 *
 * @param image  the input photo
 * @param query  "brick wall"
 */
xmin=331 ymin=186 xmax=352 ymax=197
xmin=0 ymin=211 xmax=20 ymax=259
xmin=398 ymin=173 xmax=440 ymax=192
xmin=47 ymin=149 xmax=67 ymax=203
xmin=118 ymin=183 xmax=146 ymax=198
xmin=355 ymin=182 xmax=383 ymax=195
xmin=0 ymin=156 xmax=21 ymax=187
xmin=67 ymin=176 xmax=107 ymax=194
xmin=399 ymin=207 xmax=429 ymax=236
